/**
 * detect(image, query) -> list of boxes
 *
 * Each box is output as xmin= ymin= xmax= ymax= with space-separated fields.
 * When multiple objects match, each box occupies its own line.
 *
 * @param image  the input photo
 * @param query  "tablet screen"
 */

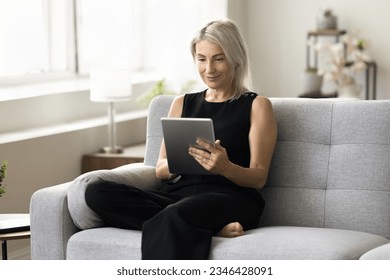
xmin=161 ymin=117 xmax=215 ymax=175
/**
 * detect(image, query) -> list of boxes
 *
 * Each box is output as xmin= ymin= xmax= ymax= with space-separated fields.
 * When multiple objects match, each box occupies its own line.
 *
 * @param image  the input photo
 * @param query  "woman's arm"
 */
xmin=155 ymin=95 xmax=185 ymax=180
xmin=189 ymin=96 xmax=277 ymax=189
xmin=229 ymin=96 xmax=277 ymax=188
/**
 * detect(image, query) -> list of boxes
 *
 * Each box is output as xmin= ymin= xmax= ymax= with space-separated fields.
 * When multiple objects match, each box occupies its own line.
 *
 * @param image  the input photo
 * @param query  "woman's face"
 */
xmin=195 ymin=40 xmax=233 ymax=91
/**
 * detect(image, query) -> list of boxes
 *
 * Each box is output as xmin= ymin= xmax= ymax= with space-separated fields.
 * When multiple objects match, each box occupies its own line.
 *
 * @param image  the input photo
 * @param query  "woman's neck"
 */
xmin=205 ymin=89 xmax=234 ymax=102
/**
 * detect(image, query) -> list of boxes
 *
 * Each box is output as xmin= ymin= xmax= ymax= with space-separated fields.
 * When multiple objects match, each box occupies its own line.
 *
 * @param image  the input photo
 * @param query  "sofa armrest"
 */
xmin=30 ymin=183 xmax=79 ymax=260
xmin=67 ymin=163 xmax=162 ymax=230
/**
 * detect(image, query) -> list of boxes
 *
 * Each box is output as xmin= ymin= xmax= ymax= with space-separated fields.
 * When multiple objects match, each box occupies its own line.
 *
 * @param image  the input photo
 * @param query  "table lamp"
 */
xmin=90 ymin=67 xmax=132 ymax=154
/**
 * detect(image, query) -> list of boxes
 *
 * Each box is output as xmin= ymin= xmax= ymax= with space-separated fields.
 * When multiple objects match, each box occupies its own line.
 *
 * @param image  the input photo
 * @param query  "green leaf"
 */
xmin=0 ymin=160 xmax=8 ymax=197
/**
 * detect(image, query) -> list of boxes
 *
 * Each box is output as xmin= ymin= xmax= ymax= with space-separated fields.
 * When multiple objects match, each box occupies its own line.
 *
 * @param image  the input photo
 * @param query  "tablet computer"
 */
xmin=161 ymin=117 xmax=215 ymax=175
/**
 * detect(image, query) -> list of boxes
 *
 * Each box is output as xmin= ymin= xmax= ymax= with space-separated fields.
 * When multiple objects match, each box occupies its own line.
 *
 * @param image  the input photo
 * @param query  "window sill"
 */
xmin=0 ymin=74 xmax=90 ymax=102
xmin=0 ymin=72 xmax=158 ymax=143
xmin=0 ymin=109 xmax=148 ymax=145
xmin=0 ymin=72 xmax=159 ymax=102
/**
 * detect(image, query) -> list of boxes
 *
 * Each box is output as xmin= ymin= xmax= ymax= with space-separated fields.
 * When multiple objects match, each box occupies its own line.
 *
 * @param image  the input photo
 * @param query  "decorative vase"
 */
xmin=337 ymin=83 xmax=361 ymax=99
xmin=316 ymin=9 xmax=337 ymax=30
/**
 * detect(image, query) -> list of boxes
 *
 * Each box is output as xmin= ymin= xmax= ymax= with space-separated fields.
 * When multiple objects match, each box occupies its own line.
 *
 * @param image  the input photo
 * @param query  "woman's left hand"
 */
xmin=188 ymin=139 xmax=231 ymax=175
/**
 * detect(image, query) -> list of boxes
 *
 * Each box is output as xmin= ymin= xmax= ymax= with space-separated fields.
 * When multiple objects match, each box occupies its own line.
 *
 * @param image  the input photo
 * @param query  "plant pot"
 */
xmin=337 ymin=83 xmax=361 ymax=99
xmin=302 ymin=71 xmax=323 ymax=94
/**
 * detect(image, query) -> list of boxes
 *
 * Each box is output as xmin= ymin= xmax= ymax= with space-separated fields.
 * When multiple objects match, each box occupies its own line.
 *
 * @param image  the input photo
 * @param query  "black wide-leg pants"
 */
xmin=85 ymin=180 xmax=264 ymax=260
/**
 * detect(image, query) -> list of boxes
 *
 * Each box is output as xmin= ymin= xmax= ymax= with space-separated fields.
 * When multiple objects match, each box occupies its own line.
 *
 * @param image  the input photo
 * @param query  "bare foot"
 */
xmin=218 ymin=222 xmax=244 ymax=238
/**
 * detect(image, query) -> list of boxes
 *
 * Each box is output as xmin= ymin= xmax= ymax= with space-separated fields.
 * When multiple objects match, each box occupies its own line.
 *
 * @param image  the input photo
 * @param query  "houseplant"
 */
xmin=310 ymin=31 xmax=371 ymax=98
xmin=137 ymin=78 xmax=197 ymax=106
xmin=0 ymin=160 xmax=8 ymax=197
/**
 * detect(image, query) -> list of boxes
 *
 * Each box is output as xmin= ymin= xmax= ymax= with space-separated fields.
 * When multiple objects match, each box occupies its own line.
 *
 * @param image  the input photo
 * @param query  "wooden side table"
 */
xmin=0 ymin=214 xmax=30 ymax=260
xmin=81 ymin=143 xmax=146 ymax=173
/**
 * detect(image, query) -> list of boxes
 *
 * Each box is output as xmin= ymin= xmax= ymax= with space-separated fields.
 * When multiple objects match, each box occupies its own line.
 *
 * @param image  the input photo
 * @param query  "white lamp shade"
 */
xmin=90 ymin=67 xmax=133 ymax=102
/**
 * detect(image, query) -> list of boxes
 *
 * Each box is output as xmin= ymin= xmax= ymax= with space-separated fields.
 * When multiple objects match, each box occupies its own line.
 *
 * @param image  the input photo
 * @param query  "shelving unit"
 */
xmin=304 ymin=29 xmax=377 ymax=99
xmin=306 ymin=29 xmax=346 ymax=70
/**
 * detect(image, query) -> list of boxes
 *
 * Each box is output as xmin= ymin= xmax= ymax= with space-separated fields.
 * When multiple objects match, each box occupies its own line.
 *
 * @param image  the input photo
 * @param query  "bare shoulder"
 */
xmin=251 ymin=95 xmax=274 ymax=115
xmin=168 ymin=94 xmax=185 ymax=117
xmin=173 ymin=94 xmax=185 ymax=103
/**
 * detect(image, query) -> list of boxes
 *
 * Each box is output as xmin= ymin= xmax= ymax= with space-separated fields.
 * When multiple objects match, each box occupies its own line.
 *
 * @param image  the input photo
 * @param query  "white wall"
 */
xmin=246 ymin=0 xmax=390 ymax=99
xmin=227 ymin=0 xmax=249 ymax=39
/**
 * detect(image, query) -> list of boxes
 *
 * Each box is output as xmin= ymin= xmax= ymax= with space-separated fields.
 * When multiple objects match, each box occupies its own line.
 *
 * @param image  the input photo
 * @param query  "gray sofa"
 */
xmin=30 ymin=95 xmax=390 ymax=260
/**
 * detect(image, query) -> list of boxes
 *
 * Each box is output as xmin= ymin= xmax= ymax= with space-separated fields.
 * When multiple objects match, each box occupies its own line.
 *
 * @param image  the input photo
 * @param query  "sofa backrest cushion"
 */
xmin=325 ymin=101 xmax=390 ymax=238
xmin=259 ymin=99 xmax=390 ymax=239
xmin=259 ymin=98 xmax=333 ymax=228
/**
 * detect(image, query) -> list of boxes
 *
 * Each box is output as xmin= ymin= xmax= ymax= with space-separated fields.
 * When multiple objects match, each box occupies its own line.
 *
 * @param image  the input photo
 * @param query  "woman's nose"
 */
xmin=205 ymin=61 xmax=215 ymax=73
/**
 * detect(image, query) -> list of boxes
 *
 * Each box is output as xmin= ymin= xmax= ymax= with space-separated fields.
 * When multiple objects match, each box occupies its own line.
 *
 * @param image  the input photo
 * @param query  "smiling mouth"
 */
xmin=207 ymin=75 xmax=220 ymax=80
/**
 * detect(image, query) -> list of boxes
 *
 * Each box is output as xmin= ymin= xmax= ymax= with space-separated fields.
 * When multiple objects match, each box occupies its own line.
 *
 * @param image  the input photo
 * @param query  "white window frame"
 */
xmin=0 ymin=0 xmax=78 ymax=87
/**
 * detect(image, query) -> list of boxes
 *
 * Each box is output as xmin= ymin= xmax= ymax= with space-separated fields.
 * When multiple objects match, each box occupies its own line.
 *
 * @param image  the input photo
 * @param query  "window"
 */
xmin=0 ymin=0 xmax=75 ymax=83
xmin=76 ymin=0 xmax=142 ymax=74
xmin=0 ymin=0 xmax=227 ymax=87
xmin=77 ymin=0 xmax=227 ymax=88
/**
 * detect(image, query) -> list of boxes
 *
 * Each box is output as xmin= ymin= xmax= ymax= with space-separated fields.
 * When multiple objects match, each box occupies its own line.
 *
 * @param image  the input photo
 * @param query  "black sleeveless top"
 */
xmin=163 ymin=90 xmax=262 ymax=195
xmin=182 ymin=90 xmax=257 ymax=169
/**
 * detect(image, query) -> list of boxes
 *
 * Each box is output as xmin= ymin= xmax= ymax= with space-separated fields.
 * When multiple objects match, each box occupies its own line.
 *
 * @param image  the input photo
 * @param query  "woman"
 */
xmin=85 ymin=19 xmax=277 ymax=260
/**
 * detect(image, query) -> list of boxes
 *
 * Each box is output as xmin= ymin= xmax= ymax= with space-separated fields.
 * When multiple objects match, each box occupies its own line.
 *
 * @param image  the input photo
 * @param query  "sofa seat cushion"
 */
xmin=66 ymin=226 xmax=388 ymax=260
xmin=67 ymin=227 xmax=142 ymax=260
xmin=209 ymin=226 xmax=389 ymax=260
xmin=359 ymin=243 xmax=390 ymax=260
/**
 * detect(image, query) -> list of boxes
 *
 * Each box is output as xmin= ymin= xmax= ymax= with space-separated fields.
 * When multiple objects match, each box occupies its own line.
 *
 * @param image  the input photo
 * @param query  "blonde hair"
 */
xmin=190 ymin=19 xmax=252 ymax=99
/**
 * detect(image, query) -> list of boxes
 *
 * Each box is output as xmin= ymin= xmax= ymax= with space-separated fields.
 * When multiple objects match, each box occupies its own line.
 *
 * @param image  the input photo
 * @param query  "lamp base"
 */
xmin=101 ymin=146 xmax=124 ymax=154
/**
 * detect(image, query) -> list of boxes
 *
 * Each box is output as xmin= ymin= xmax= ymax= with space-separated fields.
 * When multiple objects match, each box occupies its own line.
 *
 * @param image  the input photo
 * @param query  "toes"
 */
xmin=231 ymin=222 xmax=243 ymax=232
xmin=218 ymin=222 xmax=244 ymax=238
